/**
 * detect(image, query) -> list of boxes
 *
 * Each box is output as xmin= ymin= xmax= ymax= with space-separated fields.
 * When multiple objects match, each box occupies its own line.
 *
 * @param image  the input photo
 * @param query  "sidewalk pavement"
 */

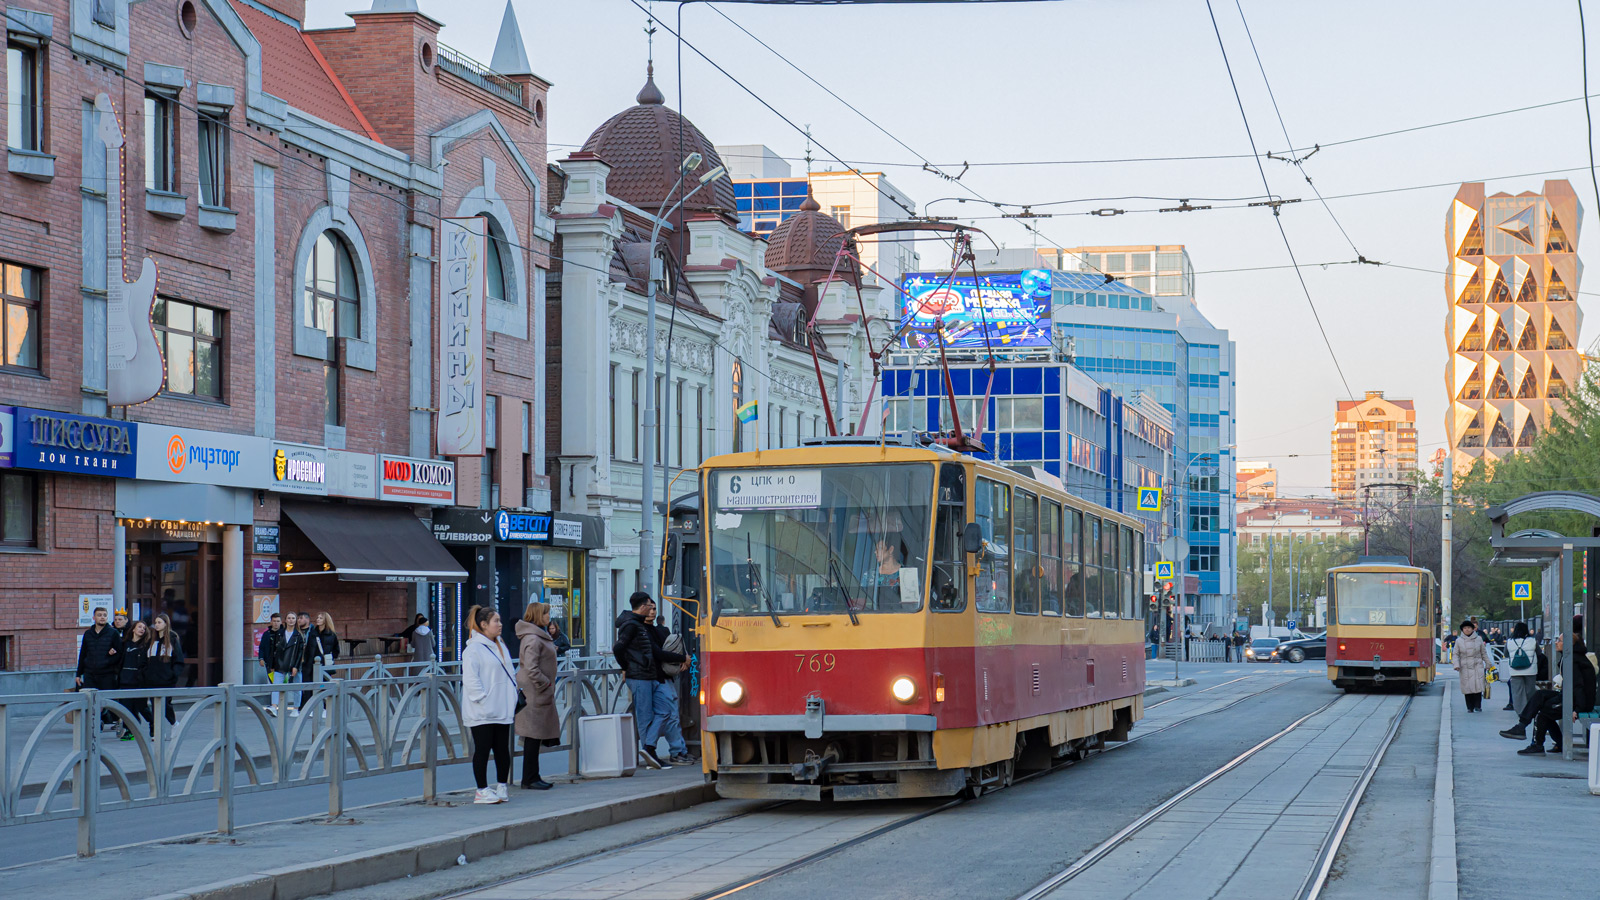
xmin=1438 ymin=670 xmax=1598 ymax=900
xmin=2 ymin=762 xmax=716 ymax=900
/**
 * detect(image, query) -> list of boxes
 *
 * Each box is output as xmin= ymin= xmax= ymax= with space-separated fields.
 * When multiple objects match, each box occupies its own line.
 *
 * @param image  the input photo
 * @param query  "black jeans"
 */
xmin=471 ymin=723 xmax=512 ymax=789
xmin=84 ymin=672 xmax=119 ymax=725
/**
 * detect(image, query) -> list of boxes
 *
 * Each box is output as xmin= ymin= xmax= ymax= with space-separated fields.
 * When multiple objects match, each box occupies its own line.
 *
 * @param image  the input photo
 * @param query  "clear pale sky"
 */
xmin=308 ymin=0 xmax=1600 ymax=496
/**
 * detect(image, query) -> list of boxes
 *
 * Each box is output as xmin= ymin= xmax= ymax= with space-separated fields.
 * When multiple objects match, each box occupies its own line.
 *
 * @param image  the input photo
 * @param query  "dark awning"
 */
xmin=281 ymin=504 xmax=468 ymax=583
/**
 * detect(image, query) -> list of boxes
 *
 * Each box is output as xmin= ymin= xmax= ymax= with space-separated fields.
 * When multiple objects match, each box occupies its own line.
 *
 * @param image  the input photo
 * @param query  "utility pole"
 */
xmin=1441 ymin=460 xmax=1453 ymax=645
xmin=1267 ymin=532 xmax=1275 ymax=626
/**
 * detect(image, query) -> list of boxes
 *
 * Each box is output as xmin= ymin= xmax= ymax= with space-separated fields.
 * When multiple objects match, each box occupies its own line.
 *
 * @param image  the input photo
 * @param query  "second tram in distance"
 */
xmin=687 ymin=438 xmax=1147 ymax=800
xmin=1324 ymin=557 xmax=1437 ymax=691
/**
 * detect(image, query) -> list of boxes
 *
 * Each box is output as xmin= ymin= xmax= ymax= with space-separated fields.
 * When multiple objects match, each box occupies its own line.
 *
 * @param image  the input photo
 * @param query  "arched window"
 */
xmin=304 ymin=231 xmax=361 ymax=339
xmin=485 ymin=220 xmax=513 ymax=305
xmin=303 ymin=231 xmax=362 ymax=425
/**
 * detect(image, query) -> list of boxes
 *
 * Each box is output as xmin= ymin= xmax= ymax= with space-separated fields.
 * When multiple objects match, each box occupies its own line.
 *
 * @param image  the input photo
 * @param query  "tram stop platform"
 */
xmin=1443 ymin=670 xmax=1599 ymax=899
xmin=1 ymin=755 xmax=717 ymax=900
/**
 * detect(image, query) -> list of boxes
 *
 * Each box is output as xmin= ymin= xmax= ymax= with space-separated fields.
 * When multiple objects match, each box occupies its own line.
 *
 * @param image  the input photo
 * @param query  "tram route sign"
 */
xmin=1512 ymin=581 xmax=1532 ymax=600
xmin=716 ymin=469 xmax=822 ymax=510
xmin=1136 ymin=487 xmax=1162 ymax=511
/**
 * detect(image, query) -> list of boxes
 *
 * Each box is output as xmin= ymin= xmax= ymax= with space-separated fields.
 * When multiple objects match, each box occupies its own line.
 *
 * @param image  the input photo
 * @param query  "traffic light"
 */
xmin=1148 ymin=594 xmax=1158 ymax=611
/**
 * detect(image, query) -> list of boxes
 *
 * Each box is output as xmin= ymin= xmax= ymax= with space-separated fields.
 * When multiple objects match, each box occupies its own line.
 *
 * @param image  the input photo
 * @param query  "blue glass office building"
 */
xmin=731 ymin=178 xmax=810 ymax=236
xmin=886 ymin=268 xmax=1236 ymax=626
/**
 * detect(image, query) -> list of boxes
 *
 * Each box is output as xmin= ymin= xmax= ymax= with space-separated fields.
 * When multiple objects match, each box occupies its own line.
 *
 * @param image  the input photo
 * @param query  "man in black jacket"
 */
xmin=76 ymin=606 xmax=124 ymax=729
xmin=1512 ymin=619 xmax=1596 ymax=754
xmin=257 ymin=613 xmax=288 ymax=712
xmin=615 ymin=592 xmax=684 ymax=767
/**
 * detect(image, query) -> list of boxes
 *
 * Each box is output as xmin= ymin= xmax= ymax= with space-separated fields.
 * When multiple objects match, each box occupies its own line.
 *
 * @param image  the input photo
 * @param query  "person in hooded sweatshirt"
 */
xmin=462 ymin=605 xmax=518 ymax=804
xmin=514 ymin=602 xmax=560 ymax=790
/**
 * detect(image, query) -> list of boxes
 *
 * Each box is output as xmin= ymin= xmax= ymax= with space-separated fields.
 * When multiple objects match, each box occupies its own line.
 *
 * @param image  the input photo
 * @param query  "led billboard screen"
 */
xmin=899 ymin=269 xmax=1052 ymax=351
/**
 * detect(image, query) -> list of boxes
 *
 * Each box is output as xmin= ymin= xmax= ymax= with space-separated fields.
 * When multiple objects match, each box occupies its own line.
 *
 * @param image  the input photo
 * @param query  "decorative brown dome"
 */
xmin=579 ymin=66 xmax=736 ymax=221
xmin=764 ymin=189 xmax=859 ymax=283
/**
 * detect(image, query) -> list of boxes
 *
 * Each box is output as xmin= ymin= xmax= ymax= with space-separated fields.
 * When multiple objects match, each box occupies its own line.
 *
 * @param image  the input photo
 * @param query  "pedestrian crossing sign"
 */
xmin=1156 ymin=561 xmax=1174 ymax=579
xmin=1512 ymin=581 xmax=1532 ymax=600
xmin=1136 ymin=487 xmax=1162 ymax=511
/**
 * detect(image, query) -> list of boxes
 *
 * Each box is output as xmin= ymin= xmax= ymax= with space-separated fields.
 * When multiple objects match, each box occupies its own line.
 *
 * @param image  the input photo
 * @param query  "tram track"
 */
xmin=433 ymin=673 xmax=1311 ymax=900
xmin=1012 ymin=690 xmax=1415 ymax=900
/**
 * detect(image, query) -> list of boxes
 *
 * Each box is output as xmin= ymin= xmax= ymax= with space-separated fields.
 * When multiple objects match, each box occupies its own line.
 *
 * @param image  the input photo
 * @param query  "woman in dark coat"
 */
xmin=142 ymin=613 xmax=185 ymax=735
xmin=514 ymin=602 xmax=560 ymax=790
xmin=117 ymin=620 xmax=151 ymax=739
xmin=306 ymin=612 xmax=340 ymax=680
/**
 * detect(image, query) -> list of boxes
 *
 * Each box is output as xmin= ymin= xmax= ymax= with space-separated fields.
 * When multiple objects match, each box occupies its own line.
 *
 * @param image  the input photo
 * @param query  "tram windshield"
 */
xmin=707 ymin=463 xmax=935 ymax=617
xmin=1334 ymin=572 xmax=1421 ymax=626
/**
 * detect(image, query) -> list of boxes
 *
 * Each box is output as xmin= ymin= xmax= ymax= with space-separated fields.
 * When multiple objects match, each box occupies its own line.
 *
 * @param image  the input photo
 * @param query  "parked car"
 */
xmin=1278 ymin=633 xmax=1327 ymax=664
xmin=1245 ymin=638 xmax=1282 ymax=663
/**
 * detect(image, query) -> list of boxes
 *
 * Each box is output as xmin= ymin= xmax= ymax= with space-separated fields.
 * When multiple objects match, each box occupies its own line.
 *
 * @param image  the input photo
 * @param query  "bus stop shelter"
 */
xmin=1486 ymin=491 xmax=1600 ymax=761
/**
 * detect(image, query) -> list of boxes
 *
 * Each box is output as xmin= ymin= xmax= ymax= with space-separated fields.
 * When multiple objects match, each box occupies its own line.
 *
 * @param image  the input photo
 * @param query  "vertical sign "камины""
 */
xmin=438 ymin=217 xmax=486 ymax=457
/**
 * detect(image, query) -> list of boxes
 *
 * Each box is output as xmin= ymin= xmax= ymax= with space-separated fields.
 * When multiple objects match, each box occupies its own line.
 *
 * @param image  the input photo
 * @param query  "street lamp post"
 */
xmin=639 ymin=154 xmax=727 ymax=601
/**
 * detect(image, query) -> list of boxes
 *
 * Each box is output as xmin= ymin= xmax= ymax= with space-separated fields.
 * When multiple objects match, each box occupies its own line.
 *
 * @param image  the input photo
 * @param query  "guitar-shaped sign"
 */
xmin=95 ymin=93 xmax=165 ymax=406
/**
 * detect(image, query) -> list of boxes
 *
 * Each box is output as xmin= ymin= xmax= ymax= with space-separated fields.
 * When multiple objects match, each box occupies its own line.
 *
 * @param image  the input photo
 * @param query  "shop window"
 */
xmin=154 ymin=297 xmax=222 ymax=399
xmin=7 ymin=40 xmax=42 ymax=152
xmin=197 ymin=110 xmax=229 ymax=208
xmin=144 ymin=91 xmax=175 ymax=193
xmin=303 ymin=231 xmax=361 ymax=425
xmin=0 ymin=471 xmax=38 ymax=548
xmin=1 ymin=261 xmax=40 ymax=371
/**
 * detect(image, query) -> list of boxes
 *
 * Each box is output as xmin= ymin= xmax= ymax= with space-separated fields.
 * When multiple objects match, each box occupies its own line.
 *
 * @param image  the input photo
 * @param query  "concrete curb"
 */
xmin=1428 ymin=692 xmax=1458 ymax=900
xmin=1145 ymin=678 xmax=1197 ymax=690
xmin=160 ymin=780 xmax=719 ymax=900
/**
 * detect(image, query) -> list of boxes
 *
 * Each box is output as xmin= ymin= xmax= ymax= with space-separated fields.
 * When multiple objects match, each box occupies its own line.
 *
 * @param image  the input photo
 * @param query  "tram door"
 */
xmin=662 ymin=516 xmax=704 ymax=748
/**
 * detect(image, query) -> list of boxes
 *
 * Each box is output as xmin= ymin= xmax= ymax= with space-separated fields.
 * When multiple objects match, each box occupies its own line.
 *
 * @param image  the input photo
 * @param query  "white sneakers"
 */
xmin=473 ymin=784 xmax=511 ymax=804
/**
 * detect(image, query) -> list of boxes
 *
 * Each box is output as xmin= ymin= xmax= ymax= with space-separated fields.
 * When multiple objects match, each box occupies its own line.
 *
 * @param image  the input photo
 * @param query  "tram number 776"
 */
xmin=795 ymin=653 xmax=838 ymax=673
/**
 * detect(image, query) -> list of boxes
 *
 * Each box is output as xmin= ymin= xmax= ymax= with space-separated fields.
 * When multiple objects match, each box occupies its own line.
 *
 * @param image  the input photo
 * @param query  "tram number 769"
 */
xmin=795 ymin=653 xmax=838 ymax=673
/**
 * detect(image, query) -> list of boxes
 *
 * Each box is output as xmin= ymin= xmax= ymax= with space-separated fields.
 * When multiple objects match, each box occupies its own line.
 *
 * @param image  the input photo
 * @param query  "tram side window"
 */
xmin=931 ymin=463 xmax=968 ymax=612
xmin=1041 ymin=500 xmax=1063 ymax=616
xmin=1064 ymin=507 xmax=1085 ymax=617
xmin=1085 ymin=516 xmax=1103 ymax=617
xmin=1121 ymin=526 xmax=1136 ymax=619
xmin=1101 ymin=519 xmax=1120 ymax=618
xmin=1013 ymin=490 xmax=1040 ymax=615
xmin=975 ymin=478 xmax=1011 ymax=613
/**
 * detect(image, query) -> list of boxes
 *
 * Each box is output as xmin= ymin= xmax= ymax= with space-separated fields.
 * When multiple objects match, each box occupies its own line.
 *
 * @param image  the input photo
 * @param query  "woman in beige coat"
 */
xmin=1453 ymin=619 xmax=1489 ymax=713
xmin=514 ymin=602 xmax=560 ymax=790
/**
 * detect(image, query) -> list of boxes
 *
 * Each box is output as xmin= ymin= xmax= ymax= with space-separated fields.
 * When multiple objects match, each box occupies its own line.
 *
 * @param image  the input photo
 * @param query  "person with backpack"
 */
xmin=258 ymin=613 xmax=288 ymax=712
xmin=647 ymin=609 xmax=694 ymax=765
xmin=1501 ymin=621 xmax=1538 ymax=714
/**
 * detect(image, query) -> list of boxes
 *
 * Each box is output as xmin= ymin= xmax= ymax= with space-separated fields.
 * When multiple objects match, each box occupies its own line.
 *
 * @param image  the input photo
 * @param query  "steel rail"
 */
xmin=1011 ymin=693 xmax=1348 ymax=900
xmin=1296 ymin=694 xmax=1414 ymax=900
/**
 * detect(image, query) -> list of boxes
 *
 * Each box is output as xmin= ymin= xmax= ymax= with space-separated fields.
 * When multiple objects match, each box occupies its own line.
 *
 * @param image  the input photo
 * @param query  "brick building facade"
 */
xmin=0 ymin=0 xmax=555 ymax=687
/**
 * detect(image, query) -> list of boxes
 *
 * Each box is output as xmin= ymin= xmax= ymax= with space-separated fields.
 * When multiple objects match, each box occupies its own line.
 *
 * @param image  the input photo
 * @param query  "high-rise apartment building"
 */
xmin=1331 ymin=392 xmax=1419 ymax=502
xmin=1445 ymin=181 xmax=1583 ymax=471
xmin=1236 ymin=462 xmax=1279 ymax=503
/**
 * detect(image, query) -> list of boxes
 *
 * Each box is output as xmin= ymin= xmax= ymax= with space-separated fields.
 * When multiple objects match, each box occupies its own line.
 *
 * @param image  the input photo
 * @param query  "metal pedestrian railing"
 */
xmin=0 ymin=662 xmax=634 ymax=857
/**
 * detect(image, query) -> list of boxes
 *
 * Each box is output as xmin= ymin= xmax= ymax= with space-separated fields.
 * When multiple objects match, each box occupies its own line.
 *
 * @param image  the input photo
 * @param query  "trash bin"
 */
xmin=578 ymin=713 xmax=637 ymax=778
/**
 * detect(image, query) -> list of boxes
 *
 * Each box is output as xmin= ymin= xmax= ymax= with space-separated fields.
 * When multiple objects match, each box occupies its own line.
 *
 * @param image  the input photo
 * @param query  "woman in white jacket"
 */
xmin=462 ymin=605 xmax=518 ymax=804
xmin=1500 ymin=621 xmax=1539 ymax=715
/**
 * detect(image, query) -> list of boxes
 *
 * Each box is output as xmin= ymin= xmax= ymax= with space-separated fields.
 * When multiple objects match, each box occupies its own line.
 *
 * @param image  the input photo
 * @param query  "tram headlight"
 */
xmin=891 ymin=676 xmax=917 ymax=703
xmin=718 ymin=679 xmax=745 ymax=707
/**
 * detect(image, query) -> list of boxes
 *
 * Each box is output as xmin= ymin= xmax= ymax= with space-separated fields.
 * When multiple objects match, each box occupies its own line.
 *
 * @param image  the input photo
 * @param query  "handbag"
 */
xmin=477 ymin=643 xmax=526 ymax=713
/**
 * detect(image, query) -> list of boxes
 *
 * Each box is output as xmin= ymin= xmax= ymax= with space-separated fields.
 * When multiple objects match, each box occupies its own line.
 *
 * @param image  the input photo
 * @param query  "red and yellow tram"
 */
xmin=691 ymin=440 xmax=1147 ymax=800
xmin=1325 ymin=558 xmax=1437 ymax=691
